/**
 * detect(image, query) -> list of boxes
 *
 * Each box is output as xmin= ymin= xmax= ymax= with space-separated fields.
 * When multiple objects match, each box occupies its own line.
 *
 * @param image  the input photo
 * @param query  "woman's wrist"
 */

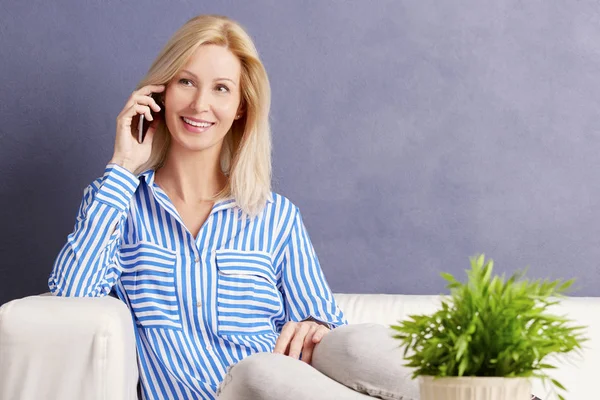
xmin=108 ymin=157 xmax=136 ymax=173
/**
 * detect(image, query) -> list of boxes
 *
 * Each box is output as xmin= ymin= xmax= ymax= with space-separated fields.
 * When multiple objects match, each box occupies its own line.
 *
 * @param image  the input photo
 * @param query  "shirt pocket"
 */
xmin=215 ymin=249 xmax=283 ymax=336
xmin=119 ymin=241 xmax=182 ymax=330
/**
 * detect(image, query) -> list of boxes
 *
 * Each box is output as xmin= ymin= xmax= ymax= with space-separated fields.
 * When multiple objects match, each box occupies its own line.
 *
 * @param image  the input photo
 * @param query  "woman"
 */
xmin=48 ymin=14 xmax=415 ymax=400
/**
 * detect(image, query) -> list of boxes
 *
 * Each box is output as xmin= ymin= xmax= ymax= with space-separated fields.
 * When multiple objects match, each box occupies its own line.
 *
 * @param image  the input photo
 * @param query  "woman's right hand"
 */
xmin=110 ymin=84 xmax=166 ymax=173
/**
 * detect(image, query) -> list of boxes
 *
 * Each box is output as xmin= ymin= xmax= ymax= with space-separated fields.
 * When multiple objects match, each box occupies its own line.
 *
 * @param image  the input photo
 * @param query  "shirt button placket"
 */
xmin=194 ymin=255 xmax=202 ymax=310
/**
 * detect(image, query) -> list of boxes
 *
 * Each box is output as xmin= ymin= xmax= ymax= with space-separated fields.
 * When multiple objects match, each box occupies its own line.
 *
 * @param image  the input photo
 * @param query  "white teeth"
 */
xmin=182 ymin=117 xmax=213 ymax=128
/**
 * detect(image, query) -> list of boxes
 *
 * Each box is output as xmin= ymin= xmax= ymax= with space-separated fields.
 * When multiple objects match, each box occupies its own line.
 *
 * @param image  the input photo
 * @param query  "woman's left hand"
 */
xmin=273 ymin=320 xmax=330 ymax=364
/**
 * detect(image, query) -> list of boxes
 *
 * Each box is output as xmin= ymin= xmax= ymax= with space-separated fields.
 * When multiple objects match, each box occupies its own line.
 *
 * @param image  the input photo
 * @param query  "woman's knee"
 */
xmin=311 ymin=323 xmax=420 ymax=400
xmin=314 ymin=323 xmax=394 ymax=363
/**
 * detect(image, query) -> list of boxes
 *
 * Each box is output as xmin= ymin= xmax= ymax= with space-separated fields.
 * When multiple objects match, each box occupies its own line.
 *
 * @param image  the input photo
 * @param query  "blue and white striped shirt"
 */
xmin=48 ymin=163 xmax=347 ymax=399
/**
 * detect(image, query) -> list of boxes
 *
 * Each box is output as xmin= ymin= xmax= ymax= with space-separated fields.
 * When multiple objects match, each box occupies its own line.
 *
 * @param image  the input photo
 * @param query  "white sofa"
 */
xmin=0 ymin=294 xmax=598 ymax=400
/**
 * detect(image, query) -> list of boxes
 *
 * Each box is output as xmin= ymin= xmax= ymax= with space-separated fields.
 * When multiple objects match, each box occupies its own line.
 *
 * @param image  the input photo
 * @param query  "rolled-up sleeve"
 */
xmin=48 ymin=163 xmax=139 ymax=297
xmin=278 ymin=208 xmax=347 ymax=329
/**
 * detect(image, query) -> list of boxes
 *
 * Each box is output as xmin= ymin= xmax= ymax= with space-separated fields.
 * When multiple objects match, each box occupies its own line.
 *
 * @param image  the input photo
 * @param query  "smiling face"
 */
xmin=164 ymin=44 xmax=242 ymax=155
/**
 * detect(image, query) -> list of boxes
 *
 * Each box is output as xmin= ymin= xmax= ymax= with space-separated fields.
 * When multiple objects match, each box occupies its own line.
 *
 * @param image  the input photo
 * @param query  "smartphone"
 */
xmin=138 ymin=93 xmax=164 ymax=143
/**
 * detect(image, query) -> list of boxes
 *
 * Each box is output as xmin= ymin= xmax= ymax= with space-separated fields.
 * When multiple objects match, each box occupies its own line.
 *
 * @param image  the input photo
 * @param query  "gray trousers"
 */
xmin=216 ymin=323 xmax=420 ymax=400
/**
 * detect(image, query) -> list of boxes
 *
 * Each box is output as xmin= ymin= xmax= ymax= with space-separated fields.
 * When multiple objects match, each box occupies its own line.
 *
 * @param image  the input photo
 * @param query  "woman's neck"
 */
xmin=154 ymin=145 xmax=228 ymax=205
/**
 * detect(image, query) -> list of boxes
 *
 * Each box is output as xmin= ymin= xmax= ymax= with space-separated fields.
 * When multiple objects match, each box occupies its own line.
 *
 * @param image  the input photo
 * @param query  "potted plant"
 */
xmin=391 ymin=255 xmax=587 ymax=400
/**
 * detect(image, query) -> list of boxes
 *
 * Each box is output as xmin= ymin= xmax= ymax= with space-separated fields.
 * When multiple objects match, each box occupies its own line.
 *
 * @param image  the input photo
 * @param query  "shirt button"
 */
xmin=194 ymin=256 xmax=200 ymax=263
xmin=206 ymin=345 xmax=212 ymax=351
xmin=196 ymin=301 xmax=202 ymax=307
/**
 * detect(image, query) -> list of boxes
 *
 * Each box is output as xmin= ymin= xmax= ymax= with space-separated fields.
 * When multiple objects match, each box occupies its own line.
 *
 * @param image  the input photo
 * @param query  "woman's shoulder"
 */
xmin=263 ymin=191 xmax=307 ymax=221
xmin=267 ymin=191 xmax=299 ymax=212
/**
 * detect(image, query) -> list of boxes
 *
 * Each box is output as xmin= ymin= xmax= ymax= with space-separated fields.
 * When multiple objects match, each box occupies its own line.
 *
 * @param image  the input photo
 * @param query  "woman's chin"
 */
xmin=170 ymin=135 xmax=224 ymax=154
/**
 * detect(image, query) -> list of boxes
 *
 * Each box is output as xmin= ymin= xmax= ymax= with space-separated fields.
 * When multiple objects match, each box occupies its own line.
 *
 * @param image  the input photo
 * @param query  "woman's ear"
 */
xmin=235 ymin=100 xmax=245 ymax=120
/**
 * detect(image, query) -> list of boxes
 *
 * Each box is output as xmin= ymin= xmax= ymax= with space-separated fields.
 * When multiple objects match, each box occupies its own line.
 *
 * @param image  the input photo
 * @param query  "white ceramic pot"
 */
xmin=419 ymin=376 xmax=531 ymax=400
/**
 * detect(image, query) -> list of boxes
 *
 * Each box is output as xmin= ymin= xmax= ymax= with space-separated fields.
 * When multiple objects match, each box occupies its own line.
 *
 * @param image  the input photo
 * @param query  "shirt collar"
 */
xmin=137 ymin=168 xmax=274 ymax=210
xmin=137 ymin=168 xmax=155 ymax=184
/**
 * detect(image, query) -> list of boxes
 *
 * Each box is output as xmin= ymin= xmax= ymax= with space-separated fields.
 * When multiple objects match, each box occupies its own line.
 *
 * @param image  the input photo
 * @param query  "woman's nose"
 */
xmin=190 ymin=90 xmax=210 ymax=112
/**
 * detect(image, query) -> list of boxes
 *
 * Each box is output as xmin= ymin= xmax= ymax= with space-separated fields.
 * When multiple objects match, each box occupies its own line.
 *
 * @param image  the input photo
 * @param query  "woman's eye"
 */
xmin=215 ymin=84 xmax=230 ymax=93
xmin=178 ymin=78 xmax=193 ymax=86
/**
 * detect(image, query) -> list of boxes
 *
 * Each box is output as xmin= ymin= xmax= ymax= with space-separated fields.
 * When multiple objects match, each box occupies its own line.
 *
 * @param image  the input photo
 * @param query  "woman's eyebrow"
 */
xmin=180 ymin=69 xmax=237 ymax=86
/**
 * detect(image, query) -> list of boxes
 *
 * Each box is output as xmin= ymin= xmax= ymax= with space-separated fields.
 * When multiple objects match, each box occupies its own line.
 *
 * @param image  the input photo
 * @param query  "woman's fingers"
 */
xmin=124 ymin=103 xmax=151 ymax=122
xmin=136 ymin=84 xmax=165 ymax=96
xmin=133 ymin=93 xmax=162 ymax=113
xmin=111 ymin=84 xmax=165 ymax=172
xmin=138 ymin=103 xmax=153 ymax=121
xmin=274 ymin=321 xmax=331 ymax=363
xmin=273 ymin=322 xmax=297 ymax=354
xmin=312 ymin=326 xmax=330 ymax=344
xmin=150 ymin=96 xmax=162 ymax=112
xmin=126 ymin=84 xmax=165 ymax=112
xmin=126 ymin=96 xmax=160 ymax=115
xmin=288 ymin=323 xmax=311 ymax=359
xmin=301 ymin=326 xmax=318 ymax=364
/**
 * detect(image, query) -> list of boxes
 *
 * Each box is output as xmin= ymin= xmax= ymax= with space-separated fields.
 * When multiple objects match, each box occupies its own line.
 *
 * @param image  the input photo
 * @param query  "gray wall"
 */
xmin=2 ymin=0 xmax=599 ymax=305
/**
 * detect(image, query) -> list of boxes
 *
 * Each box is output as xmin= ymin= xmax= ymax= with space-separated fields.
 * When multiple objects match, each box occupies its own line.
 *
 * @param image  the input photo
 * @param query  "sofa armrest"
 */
xmin=0 ymin=294 xmax=138 ymax=400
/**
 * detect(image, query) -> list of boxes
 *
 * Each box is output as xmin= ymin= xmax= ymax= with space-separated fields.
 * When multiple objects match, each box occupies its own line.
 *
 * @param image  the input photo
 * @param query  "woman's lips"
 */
xmin=181 ymin=116 xmax=214 ymax=133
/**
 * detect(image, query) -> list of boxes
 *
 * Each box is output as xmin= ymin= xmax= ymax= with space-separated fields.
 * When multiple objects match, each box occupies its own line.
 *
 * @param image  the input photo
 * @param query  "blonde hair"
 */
xmin=135 ymin=15 xmax=272 ymax=217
